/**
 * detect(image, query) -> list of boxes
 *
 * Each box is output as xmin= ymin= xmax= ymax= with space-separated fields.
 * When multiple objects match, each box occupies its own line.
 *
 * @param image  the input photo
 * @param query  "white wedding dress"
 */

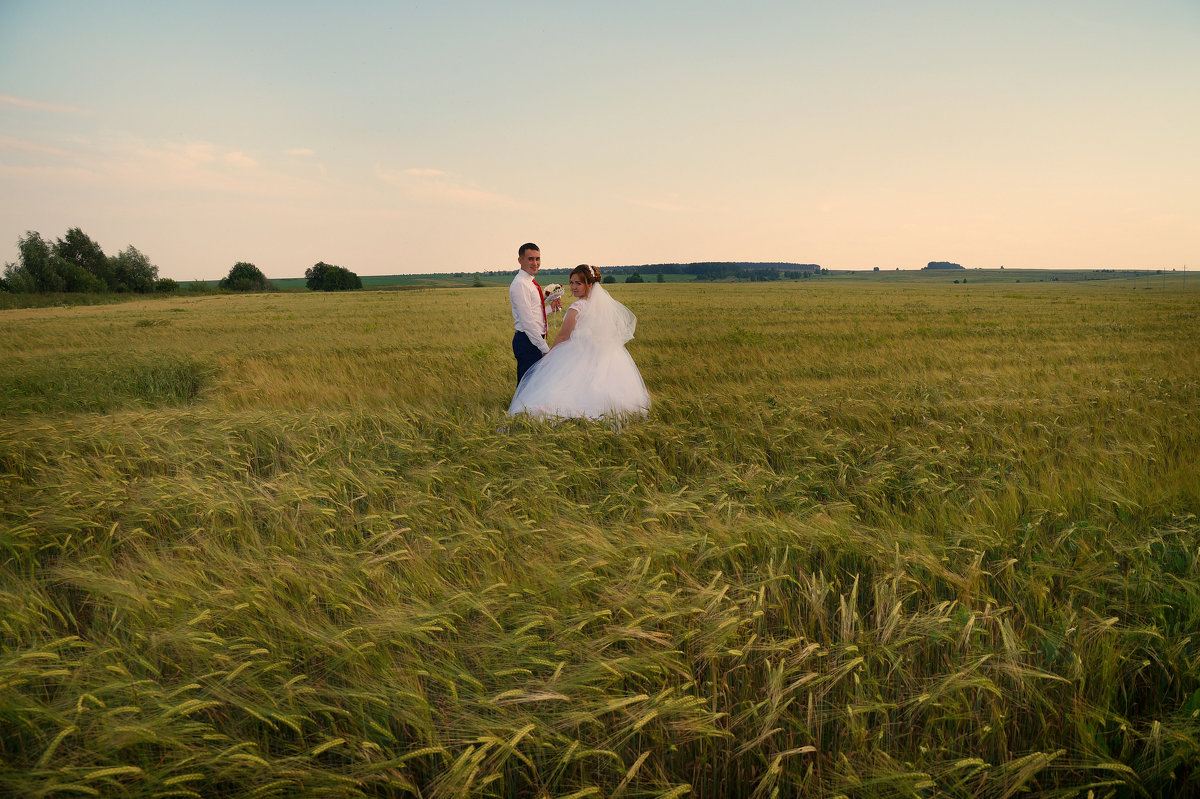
xmin=508 ymin=284 xmax=650 ymax=420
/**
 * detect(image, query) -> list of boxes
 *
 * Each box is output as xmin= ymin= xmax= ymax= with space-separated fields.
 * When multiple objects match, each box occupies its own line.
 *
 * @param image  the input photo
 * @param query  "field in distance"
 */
xmin=1 ymin=279 xmax=1197 ymax=797
xmin=186 ymin=266 xmax=1175 ymax=292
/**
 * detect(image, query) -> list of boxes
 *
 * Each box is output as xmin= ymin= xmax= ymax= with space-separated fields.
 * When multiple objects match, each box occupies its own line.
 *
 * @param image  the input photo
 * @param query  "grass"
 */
xmin=1 ymin=277 xmax=1198 ymax=797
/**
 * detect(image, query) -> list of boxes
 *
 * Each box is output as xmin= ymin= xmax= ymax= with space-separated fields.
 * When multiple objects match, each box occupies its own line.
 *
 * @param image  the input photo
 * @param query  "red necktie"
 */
xmin=532 ymin=277 xmax=547 ymax=332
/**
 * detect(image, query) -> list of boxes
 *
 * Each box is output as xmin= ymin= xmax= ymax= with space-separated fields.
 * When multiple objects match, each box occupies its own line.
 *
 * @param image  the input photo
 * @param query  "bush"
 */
xmin=602 ymin=275 xmax=616 ymax=284
xmin=625 ymin=273 xmax=644 ymax=284
xmin=305 ymin=262 xmax=362 ymax=291
xmin=219 ymin=262 xmax=272 ymax=292
xmin=155 ymin=278 xmax=179 ymax=293
xmin=60 ymin=260 xmax=106 ymax=293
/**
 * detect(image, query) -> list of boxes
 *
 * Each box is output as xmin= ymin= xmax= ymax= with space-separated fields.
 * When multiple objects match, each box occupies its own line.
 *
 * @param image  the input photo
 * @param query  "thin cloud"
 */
xmin=375 ymin=165 xmax=518 ymax=208
xmin=176 ymin=141 xmax=219 ymax=163
xmin=0 ymin=135 xmax=70 ymax=157
xmin=374 ymin=165 xmax=408 ymax=186
xmin=0 ymin=93 xmax=90 ymax=114
xmin=625 ymin=195 xmax=695 ymax=213
xmin=0 ymin=163 xmax=102 ymax=182
xmin=285 ymin=148 xmax=316 ymax=156
xmin=225 ymin=150 xmax=258 ymax=168
xmin=0 ymin=135 xmax=318 ymax=197
xmin=75 ymin=138 xmax=320 ymax=196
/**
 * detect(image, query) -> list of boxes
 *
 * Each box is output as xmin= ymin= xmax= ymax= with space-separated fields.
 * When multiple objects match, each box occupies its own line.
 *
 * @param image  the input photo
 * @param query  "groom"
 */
xmin=509 ymin=242 xmax=559 ymax=384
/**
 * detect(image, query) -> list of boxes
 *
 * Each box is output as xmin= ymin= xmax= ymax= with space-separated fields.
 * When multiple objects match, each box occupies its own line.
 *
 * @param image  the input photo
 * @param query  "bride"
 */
xmin=508 ymin=264 xmax=651 ymax=420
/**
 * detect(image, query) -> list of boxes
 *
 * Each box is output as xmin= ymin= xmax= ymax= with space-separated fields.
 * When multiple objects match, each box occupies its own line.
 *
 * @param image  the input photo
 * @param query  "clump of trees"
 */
xmin=923 ymin=261 xmax=964 ymax=270
xmin=2 ymin=228 xmax=175 ymax=294
xmin=305 ymin=261 xmax=362 ymax=291
xmin=625 ymin=273 xmax=644 ymax=283
xmin=219 ymin=262 xmax=273 ymax=292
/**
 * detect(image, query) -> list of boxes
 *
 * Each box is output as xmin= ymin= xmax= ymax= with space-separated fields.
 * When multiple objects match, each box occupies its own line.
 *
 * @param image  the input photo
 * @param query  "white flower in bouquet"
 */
xmin=542 ymin=283 xmax=564 ymax=311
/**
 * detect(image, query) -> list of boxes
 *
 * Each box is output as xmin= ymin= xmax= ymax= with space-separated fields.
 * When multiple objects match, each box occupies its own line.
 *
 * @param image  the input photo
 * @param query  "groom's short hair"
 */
xmin=518 ymin=242 xmax=540 ymax=257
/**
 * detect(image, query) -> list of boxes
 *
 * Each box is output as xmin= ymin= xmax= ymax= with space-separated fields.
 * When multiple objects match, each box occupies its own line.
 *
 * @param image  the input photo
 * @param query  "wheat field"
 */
xmin=1 ymin=277 xmax=1198 ymax=797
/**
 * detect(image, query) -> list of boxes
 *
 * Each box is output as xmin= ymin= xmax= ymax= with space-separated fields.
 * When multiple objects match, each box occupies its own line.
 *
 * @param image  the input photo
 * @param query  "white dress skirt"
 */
xmin=508 ymin=284 xmax=651 ymax=420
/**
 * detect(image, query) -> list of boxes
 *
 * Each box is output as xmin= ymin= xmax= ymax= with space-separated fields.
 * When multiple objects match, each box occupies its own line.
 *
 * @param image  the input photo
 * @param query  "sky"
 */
xmin=2 ymin=1 xmax=1198 ymax=280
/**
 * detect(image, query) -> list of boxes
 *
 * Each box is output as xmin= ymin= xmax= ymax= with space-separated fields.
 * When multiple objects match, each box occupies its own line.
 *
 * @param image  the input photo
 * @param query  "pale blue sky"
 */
xmin=2 ymin=1 xmax=1197 ymax=279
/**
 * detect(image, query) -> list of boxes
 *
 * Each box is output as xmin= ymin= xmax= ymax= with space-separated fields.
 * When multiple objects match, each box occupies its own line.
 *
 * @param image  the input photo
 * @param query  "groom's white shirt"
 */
xmin=510 ymin=269 xmax=550 ymax=355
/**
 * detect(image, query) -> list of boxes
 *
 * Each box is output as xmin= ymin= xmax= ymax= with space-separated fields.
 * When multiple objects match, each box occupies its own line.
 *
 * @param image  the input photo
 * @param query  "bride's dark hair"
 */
xmin=571 ymin=264 xmax=601 ymax=284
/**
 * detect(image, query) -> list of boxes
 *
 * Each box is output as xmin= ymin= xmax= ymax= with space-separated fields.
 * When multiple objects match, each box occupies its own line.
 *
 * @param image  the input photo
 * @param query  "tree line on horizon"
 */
xmin=2 ymin=228 xmax=177 ymax=294
xmin=473 ymin=262 xmax=826 ymax=281
xmin=2 ymin=227 xmax=366 ymax=295
xmin=680 ymin=262 xmax=824 ymax=281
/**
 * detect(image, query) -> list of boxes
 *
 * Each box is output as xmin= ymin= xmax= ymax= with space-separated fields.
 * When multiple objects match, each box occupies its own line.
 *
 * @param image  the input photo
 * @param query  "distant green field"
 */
xmin=255 ymin=271 xmax=700 ymax=291
xmin=9 ymin=268 xmax=1180 ymax=313
xmin=820 ymin=267 xmax=1177 ymax=285
xmin=184 ymin=267 xmax=1172 ymax=293
xmin=2 ymin=279 xmax=1198 ymax=797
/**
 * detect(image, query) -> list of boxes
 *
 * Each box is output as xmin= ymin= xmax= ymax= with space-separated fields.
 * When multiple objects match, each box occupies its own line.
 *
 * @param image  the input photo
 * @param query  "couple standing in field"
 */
xmin=507 ymin=242 xmax=651 ymax=420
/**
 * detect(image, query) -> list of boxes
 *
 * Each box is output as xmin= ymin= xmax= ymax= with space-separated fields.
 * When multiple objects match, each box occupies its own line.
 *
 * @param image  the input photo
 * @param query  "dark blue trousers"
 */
xmin=513 ymin=332 xmax=544 ymax=385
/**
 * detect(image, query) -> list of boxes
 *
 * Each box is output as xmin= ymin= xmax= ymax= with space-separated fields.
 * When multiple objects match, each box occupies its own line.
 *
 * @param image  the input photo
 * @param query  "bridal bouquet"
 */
xmin=542 ymin=283 xmax=564 ymax=310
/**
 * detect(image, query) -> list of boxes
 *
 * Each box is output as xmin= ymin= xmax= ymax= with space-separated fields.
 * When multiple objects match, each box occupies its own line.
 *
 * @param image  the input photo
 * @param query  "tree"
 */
xmin=56 ymin=227 xmax=113 ymax=289
xmin=656 ymin=273 xmax=665 ymax=283
xmin=305 ymin=261 xmax=361 ymax=291
xmin=327 ymin=266 xmax=361 ymax=290
xmin=220 ymin=262 xmax=272 ymax=292
xmin=3 ymin=228 xmax=165 ymax=293
xmin=625 ymin=273 xmax=644 ymax=283
xmin=109 ymin=245 xmax=159 ymax=293
xmin=155 ymin=278 xmax=179 ymax=293
xmin=2 ymin=231 xmax=105 ymax=292
xmin=305 ymin=262 xmax=331 ymax=291
xmin=4 ymin=232 xmax=61 ymax=292
xmin=602 ymin=275 xmax=616 ymax=284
